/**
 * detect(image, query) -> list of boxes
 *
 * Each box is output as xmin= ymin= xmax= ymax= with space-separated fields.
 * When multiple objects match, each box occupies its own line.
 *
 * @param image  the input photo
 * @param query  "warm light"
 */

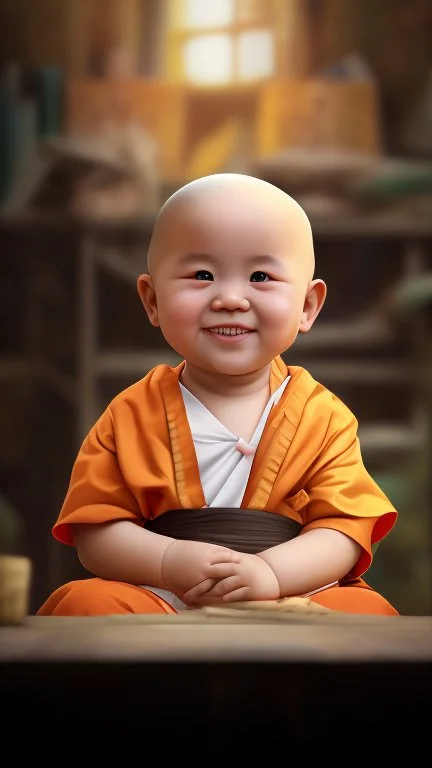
xmin=238 ymin=30 xmax=274 ymax=80
xmin=184 ymin=34 xmax=232 ymax=83
xmin=184 ymin=0 xmax=234 ymax=28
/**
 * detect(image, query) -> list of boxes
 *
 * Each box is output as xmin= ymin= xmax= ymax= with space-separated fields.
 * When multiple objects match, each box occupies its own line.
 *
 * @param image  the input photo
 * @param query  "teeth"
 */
xmin=209 ymin=327 xmax=248 ymax=336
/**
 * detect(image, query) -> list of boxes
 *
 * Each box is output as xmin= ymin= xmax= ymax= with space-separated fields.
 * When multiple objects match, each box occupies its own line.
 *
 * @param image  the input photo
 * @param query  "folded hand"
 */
xmin=161 ymin=539 xmax=236 ymax=602
xmin=183 ymin=552 xmax=281 ymax=606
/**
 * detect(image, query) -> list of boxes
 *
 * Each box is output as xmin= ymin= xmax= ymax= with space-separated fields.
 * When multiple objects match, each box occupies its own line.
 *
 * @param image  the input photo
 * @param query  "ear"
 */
xmin=299 ymin=279 xmax=327 ymax=333
xmin=137 ymin=273 xmax=160 ymax=327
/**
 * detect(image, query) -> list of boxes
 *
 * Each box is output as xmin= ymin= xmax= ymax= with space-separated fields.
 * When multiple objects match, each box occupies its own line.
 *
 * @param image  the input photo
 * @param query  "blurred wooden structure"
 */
xmin=64 ymin=78 xmax=381 ymax=184
xmin=0 ymin=0 xmax=155 ymax=76
xmin=0 ymin=0 xmax=316 ymax=80
xmin=65 ymin=79 xmax=189 ymax=183
xmin=256 ymin=79 xmax=381 ymax=155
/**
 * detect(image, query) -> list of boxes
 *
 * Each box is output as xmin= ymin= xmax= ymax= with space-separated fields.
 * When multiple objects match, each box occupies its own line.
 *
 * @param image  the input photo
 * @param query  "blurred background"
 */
xmin=0 ymin=0 xmax=431 ymax=616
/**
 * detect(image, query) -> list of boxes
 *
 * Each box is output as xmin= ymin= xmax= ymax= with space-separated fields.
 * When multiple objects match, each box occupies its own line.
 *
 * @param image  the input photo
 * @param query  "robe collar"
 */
xmin=159 ymin=357 xmax=315 ymax=509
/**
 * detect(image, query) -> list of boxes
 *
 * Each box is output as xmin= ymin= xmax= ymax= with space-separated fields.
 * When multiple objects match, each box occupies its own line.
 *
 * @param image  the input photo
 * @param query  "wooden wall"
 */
xmin=0 ymin=0 xmax=161 ymax=77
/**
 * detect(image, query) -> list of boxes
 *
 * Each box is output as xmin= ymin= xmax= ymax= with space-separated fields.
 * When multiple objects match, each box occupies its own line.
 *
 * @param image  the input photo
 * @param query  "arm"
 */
xmin=74 ymin=522 xmax=238 ymax=599
xmin=73 ymin=521 xmax=174 ymax=587
xmin=257 ymin=527 xmax=361 ymax=596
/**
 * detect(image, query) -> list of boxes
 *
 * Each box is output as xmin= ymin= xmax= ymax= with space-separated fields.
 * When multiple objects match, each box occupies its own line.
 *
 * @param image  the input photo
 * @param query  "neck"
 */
xmin=181 ymin=363 xmax=271 ymax=401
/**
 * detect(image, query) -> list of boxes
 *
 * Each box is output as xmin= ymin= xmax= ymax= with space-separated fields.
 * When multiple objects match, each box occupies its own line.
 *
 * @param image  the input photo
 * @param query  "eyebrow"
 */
xmin=177 ymin=253 xmax=285 ymax=269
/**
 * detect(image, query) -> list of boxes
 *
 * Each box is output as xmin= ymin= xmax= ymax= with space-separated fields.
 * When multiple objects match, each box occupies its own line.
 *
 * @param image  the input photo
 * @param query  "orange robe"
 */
xmin=38 ymin=357 xmax=399 ymax=617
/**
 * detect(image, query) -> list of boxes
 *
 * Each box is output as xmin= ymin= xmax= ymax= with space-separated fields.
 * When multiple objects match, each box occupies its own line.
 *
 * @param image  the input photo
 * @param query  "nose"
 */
xmin=211 ymin=287 xmax=250 ymax=312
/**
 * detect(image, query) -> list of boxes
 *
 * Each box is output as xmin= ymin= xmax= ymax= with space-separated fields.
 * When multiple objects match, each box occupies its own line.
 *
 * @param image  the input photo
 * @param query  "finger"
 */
xmin=222 ymin=586 xmax=250 ymax=602
xmin=183 ymin=578 xmax=217 ymax=603
xmin=203 ymin=575 xmax=243 ymax=598
xmin=204 ymin=562 xmax=240 ymax=579
xmin=188 ymin=596 xmax=223 ymax=607
xmin=209 ymin=550 xmax=240 ymax=565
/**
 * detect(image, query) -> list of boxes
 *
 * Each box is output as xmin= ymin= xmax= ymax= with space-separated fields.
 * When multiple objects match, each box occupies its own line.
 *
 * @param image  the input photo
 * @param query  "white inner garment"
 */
xmin=180 ymin=375 xmax=291 ymax=507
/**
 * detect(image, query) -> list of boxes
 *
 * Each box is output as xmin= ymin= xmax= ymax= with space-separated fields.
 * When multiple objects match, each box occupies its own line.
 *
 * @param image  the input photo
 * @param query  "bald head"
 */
xmin=138 ymin=174 xmax=326 ymax=365
xmin=147 ymin=173 xmax=315 ymax=281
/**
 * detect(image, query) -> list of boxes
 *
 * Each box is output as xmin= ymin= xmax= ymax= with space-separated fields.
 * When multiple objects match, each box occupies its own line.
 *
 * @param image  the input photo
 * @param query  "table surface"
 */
xmin=1 ymin=610 xmax=431 ymax=663
xmin=2 ymin=610 xmax=431 ymax=758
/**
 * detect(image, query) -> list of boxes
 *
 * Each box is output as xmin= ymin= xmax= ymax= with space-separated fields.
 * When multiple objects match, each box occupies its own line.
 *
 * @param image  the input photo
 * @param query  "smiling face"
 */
xmin=137 ymin=174 xmax=326 ymax=380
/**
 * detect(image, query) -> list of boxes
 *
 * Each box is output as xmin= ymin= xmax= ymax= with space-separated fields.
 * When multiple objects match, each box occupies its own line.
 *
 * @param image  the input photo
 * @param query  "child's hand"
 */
xmin=160 ymin=539 xmax=236 ymax=601
xmin=183 ymin=552 xmax=281 ymax=606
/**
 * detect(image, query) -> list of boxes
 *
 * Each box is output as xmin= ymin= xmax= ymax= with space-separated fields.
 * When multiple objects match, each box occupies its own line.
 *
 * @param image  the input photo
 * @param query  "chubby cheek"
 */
xmin=157 ymin=290 xmax=203 ymax=330
xmin=260 ymin=294 xmax=299 ymax=329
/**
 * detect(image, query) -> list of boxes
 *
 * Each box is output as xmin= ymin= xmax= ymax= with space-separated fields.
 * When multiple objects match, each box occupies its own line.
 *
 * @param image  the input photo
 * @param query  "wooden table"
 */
xmin=1 ymin=612 xmax=431 ymax=756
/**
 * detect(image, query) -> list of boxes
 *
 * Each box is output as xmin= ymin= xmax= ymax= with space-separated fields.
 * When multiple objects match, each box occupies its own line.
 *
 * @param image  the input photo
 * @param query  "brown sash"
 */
xmin=145 ymin=508 xmax=302 ymax=554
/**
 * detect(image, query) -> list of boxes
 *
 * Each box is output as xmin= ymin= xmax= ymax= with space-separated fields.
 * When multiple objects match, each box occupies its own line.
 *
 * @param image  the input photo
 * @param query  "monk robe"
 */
xmin=37 ymin=356 xmax=399 ymax=617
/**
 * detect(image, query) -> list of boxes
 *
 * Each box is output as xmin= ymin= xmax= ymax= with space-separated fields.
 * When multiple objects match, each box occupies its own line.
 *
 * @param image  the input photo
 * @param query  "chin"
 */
xmin=212 ymin=363 xmax=266 ymax=377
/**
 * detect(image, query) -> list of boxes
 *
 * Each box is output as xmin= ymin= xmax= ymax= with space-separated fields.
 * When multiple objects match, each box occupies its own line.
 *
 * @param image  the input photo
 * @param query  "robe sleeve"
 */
xmin=300 ymin=406 xmax=397 ymax=579
xmin=52 ymin=407 xmax=143 ymax=546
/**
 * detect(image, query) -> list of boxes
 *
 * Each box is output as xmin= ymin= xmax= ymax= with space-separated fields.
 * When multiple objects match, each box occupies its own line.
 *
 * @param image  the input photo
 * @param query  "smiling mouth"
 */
xmin=207 ymin=327 xmax=251 ymax=336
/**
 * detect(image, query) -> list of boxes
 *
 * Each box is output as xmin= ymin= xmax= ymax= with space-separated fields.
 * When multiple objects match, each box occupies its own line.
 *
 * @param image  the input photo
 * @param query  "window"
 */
xmin=165 ymin=0 xmax=279 ymax=84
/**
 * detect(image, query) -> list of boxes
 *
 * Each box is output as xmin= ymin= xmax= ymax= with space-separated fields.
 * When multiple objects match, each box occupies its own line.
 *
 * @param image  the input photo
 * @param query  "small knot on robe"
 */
xmin=236 ymin=437 xmax=256 ymax=456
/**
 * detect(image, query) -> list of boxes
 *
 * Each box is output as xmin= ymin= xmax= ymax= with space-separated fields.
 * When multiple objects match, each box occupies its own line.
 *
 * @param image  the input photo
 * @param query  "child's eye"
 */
xmin=250 ymin=271 xmax=270 ymax=282
xmin=195 ymin=270 xmax=214 ymax=281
